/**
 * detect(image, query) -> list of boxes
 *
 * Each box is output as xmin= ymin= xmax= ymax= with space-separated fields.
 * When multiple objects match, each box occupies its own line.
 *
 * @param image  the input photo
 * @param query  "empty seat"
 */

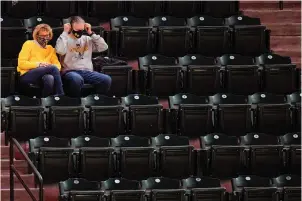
xmin=217 ymin=54 xmax=260 ymax=95
xmin=286 ymin=92 xmax=301 ymax=132
xmin=209 ymin=93 xmax=251 ymax=135
xmin=279 ymin=133 xmax=301 ymax=146
xmin=139 ymin=54 xmax=182 ymax=96
xmin=182 ymin=176 xmax=226 ymax=201
xmin=166 ymin=1 xmax=201 ymax=18
xmin=82 ymin=94 xmax=125 ymax=138
xmin=42 ymin=1 xmax=77 ymax=18
xmin=152 ymin=134 xmax=194 ymax=178
xmin=102 ymin=178 xmax=144 ymax=201
xmin=71 ymin=135 xmax=110 ymax=148
xmin=3 ymin=95 xmax=44 ymax=144
xmin=111 ymin=135 xmax=155 ymax=179
xmin=29 ymin=135 xmax=70 ymax=154
xmin=110 ymin=16 xmax=153 ymax=58
xmin=122 ymin=94 xmax=163 ymax=136
xmin=127 ymin=1 xmax=162 ymax=18
xmin=232 ymin=175 xmax=279 ymax=201
xmin=59 ymin=178 xmax=102 ymax=201
xmin=225 ymin=15 xmax=268 ymax=56
xmin=42 ymin=96 xmax=85 ymax=138
xmin=272 ymin=175 xmax=301 ymax=201
xmin=248 ymin=93 xmax=292 ymax=135
xmin=202 ymin=1 xmax=239 ymax=18
xmin=255 ymin=53 xmax=297 ymax=94
xmin=187 ymin=15 xmax=230 ymax=56
xmin=178 ymin=54 xmax=220 ymax=95
xmin=89 ymin=1 xmax=125 ymax=20
xmin=141 ymin=177 xmax=185 ymax=201
xmin=240 ymin=133 xmax=283 ymax=177
xmin=169 ymin=93 xmax=212 ymax=136
xmin=2 ymin=1 xmax=39 ymax=18
xmin=200 ymin=133 xmax=243 ymax=177
xmin=1 ymin=67 xmax=15 ymax=98
xmin=149 ymin=16 xmax=191 ymax=57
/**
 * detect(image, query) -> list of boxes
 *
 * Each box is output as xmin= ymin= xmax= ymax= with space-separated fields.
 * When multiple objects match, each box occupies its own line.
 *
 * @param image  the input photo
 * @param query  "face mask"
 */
xmin=72 ymin=30 xmax=84 ymax=38
xmin=37 ymin=37 xmax=49 ymax=48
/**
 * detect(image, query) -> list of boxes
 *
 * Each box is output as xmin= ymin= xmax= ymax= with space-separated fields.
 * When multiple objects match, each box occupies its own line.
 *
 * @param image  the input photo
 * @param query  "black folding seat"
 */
xmin=3 ymin=95 xmax=44 ymax=144
xmin=141 ymin=177 xmax=185 ymax=201
xmin=102 ymin=178 xmax=144 ymax=201
xmin=168 ymin=93 xmax=212 ymax=136
xmin=209 ymin=93 xmax=251 ymax=135
xmin=111 ymin=135 xmax=155 ymax=179
xmin=225 ymin=15 xmax=269 ymax=56
xmin=41 ymin=1 xmax=77 ymax=18
xmin=199 ymin=133 xmax=243 ymax=178
xmin=152 ymin=134 xmax=194 ymax=178
xmin=122 ymin=94 xmax=163 ymax=136
xmin=82 ymin=95 xmax=125 ymax=138
xmin=240 ymin=133 xmax=283 ymax=177
xmin=202 ymin=1 xmax=239 ymax=18
xmin=139 ymin=54 xmax=182 ymax=96
xmin=182 ymin=176 xmax=226 ymax=201
xmin=110 ymin=16 xmax=153 ymax=58
xmin=255 ymin=53 xmax=297 ymax=94
xmin=165 ymin=1 xmax=201 ymax=18
xmin=178 ymin=54 xmax=220 ymax=95
xmin=127 ymin=1 xmax=163 ymax=18
xmin=149 ymin=16 xmax=191 ymax=57
xmin=1 ymin=17 xmax=28 ymax=60
xmin=1 ymin=67 xmax=16 ymax=98
xmin=42 ymin=96 xmax=85 ymax=138
xmin=232 ymin=175 xmax=279 ymax=201
xmin=217 ymin=54 xmax=260 ymax=95
xmin=71 ymin=135 xmax=111 ymax=148
xmin=2 ymin=1 xmax=39 ymax=18
xmin=187 ymin=15 xmax=231 ymax=56
xmin=248 ymin=93 xmax=292 ymax=135
xmin=88 ymin=1 xmax=125 ymax=20
xmin=271 ymin=174 xmax=301 ymax=201
xmin=59 ymin=178 xmax=102 ymax=201
xmin=286 ymin=92 xmax=301 ymax=131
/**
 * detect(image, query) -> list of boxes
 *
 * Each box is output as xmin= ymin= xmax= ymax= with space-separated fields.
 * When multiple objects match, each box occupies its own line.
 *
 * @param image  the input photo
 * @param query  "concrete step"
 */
xmin=1 ymin=159 xmax=28 ymax=174
xmin=270 ymin=36 xmax=301 ymax=50
xmin=1 ymin=174 xmax=35 ymax=189
xmin=1 ymin=146 xmax=9 ymax=159
xmin=240 ymin=1 xmax=280 ymax=10
xmin=1 ymin=188 xmax=39 ymax=201
xmin=266 ymin=23 xmax=301 ymax=36
xmin=243 ymin=10 xmax=301 ymax=23
xmin=283 ymin=1 xmax=301 ymax=10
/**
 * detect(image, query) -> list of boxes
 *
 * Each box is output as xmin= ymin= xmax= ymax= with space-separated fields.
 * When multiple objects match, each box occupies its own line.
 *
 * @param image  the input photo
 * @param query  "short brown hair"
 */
xmin=32 ymin=23 xmax=53 ymax=40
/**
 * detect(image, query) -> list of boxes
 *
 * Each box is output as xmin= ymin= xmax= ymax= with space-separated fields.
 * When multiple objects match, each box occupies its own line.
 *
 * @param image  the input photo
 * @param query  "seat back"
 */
xmin=166 ymin=1 xmax=201 ymax=18
xmin=71 ymin=135 xmax=110 ymax=148
xmin=42 ymin=1 xmax=77 ymax=18
xmin=202 ymin=1 xmax=239 ymax=18
xmin=1 ymin=67 xmax=16 ymax=98
xmin=128 ymin=1 xmax=162 ymax=18
xmin=2 ymin=1 xmax=39 ymax=18
xmin=89 ymin=1 xmax=125 ymax=20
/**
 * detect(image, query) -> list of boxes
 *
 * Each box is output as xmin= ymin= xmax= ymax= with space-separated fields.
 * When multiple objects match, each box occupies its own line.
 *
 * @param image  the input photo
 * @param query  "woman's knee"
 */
xmin=47 ymin=65 xmax=60 ymax=74
xmin=42 ymin=74 xmax=54 ymax=87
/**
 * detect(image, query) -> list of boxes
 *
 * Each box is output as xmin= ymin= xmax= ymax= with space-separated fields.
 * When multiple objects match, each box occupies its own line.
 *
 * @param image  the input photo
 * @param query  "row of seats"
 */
xmin=2 ymin=92 xmax=300 ymax=142
xmin=1 ymin=15 xmax=270 ymax=58
xmin=58 ymin=175 xmax=301 ymax=201
xmin=1 ymin=1 xmax=239 ymax=19
xmin=2 ymin=52 xmax=300 ymax=98
xmin=29 ymin=133 xmax=301 ymax=183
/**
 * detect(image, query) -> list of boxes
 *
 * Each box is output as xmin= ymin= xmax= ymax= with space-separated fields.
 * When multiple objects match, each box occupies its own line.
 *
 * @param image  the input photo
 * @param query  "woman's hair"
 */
xmin=70 ymin=16 xmax=85 ymax=25
xmin=32 ymin=23 xmax=53 ymax=40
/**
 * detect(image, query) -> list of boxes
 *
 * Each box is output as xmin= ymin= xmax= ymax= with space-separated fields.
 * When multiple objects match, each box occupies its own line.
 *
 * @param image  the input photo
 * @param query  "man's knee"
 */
xmin=42 ymin=74 xmax=54 ymax=87
xmin=64 ymin=73 xmax=84 ymax=87
xmin=102 ymin=74 xmax=112 ymax=89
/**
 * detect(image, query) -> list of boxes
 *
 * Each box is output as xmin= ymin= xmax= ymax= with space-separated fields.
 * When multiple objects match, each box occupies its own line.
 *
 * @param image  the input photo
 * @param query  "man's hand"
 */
xmin=64 ymin=23 xmax=71 ymax=33
xmin=84 ymin=23 xmax=92 ymax=35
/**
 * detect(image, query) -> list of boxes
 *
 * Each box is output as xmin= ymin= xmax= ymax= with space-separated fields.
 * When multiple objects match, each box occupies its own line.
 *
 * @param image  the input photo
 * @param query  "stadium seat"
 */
xmin=41 ymin=1 xmax=77 ymax=18
xmin=81 ymin=94 xmax=125 ymax=138
xmin=225 ymin=15 xmax=269 ymax=56
xmin=248 ymin=93 xmax=292 ymax=135
xmin=111 ymin=135 xmax=155 ymax=179
xmin=255 ymin=53 xmax=297 ymax=94
xmin=149 ymin=16 xmax=191 ymax=57
xmin=139 ymin=54 xmax=182 ymax=96
xmin=71 ymin=135 xmax=111 ymax=148
xmin=187 ymin=15 xmax=231 ymax=56
xmin=127 ymin=1 xmax=163 ymax=18
xmin=240 ymin=133 xmax=283 ymax=177
xmin=271 ymin=174 xmax=301 ymax=201
xmin=200 ymin=133 xmax=243 ymax=177
xmin=1 ymin=1 xmax=39 ymax=18
xmin=217 ymin=54 xmax=260 ymax=95
xmin=202 ymin=1 xmax=239 ymax=18
xmin=286 ymin=92 xmax=301 ymax=132
xmin=152 ymin=134 xmax=195 ymax=178
xmin=42 ymin=96 xmax=85 ymax=138
xmin=102 ymin=178 xmax=144 ymax=201
xmin=110 ymin=16 xmax=153 ymax=58
xmin=178 ymin=54 xmax=220 ymax=95
xmin=122 ymin=94 xmax=163 ymax=136
xmin=141 ymin=177 xmax=185 ymax=201
xmin=168 ymin=93 xmax=212 ymax=136
xmin=3 ymin=95 xmax=44 ymax=144
xmin=1 ymin=67 xmax=16 ymax=98
xmin=182 ymin=176 xmax=227 ymax=201
xmin=209 ymin=93 xmax=251 ymax=135
xmin=232 ymin=175 xmax=279 ymax=201
xmin=165 ymin=1 xmax=201 ymax=18
xmin=88 ymin=1 xmax=125 ymax=20
xmin=59 ymin=178 xmax=102 ymax=201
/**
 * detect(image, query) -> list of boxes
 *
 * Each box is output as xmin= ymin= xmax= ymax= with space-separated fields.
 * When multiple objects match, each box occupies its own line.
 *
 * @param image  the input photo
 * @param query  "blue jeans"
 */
xmin=20 ymin=66 xmax=64 ymax=97
xmin=62 ymin=70 xmax=112 ymax=97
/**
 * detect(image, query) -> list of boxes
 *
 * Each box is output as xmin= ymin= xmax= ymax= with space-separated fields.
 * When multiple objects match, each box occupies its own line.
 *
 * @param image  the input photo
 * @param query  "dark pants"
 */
xmin=20 ymin=66 xmax=64 ymax=97
xmin=62 ymin=70 xmax=112 ymax=97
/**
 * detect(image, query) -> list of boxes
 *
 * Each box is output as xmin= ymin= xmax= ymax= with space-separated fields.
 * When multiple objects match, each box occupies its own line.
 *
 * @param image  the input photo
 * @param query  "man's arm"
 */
xmin=55 ymin=23 xmax=71 ymax=55
xmin=89 ymin=33 xmax=109 ymax=53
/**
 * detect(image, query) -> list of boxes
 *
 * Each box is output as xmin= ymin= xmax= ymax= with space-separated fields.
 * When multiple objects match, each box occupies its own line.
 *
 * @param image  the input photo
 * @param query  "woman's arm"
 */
xmin=18 ymin=41 xmax=40 ymax=70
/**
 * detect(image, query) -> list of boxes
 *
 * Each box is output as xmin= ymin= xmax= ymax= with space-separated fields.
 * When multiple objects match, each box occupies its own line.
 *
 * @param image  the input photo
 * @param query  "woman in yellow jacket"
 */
xmin=17 ymin=23 xmax=64 ymax=97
